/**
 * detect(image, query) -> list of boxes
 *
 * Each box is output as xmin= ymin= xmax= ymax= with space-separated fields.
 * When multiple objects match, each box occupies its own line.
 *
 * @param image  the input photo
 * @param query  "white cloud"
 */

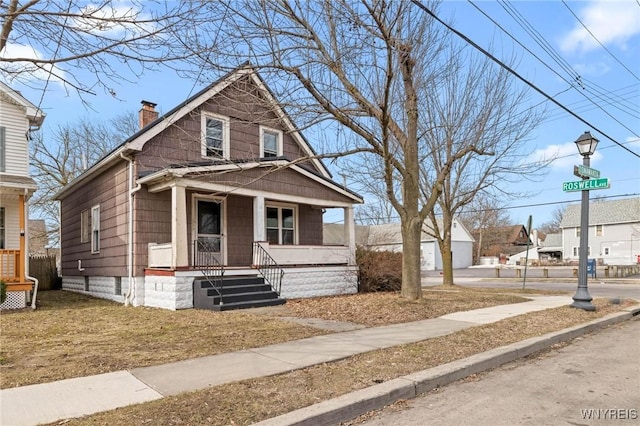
xmin=559 ymin=0 xmax=640 ymax=54
xmin=626 ymin=136 xmax=640 ymax=149
xmin=0 ymin=43 xmax=67 ymax=85
xmin=530 ymin=142 xmax=603 ymax=170
xmin=72 ymin=2 xmax=156 ymax=38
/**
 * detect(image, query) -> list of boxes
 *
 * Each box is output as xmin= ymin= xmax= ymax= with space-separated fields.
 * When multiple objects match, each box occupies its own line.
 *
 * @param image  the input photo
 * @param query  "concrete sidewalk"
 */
xmin=0 ymin=296 xmax=629 ymax=426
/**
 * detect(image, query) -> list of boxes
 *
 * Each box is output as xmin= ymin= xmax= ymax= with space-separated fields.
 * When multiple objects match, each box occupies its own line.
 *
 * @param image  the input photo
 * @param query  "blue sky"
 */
xmin=3 ymin=0 xmax=639 ymax=228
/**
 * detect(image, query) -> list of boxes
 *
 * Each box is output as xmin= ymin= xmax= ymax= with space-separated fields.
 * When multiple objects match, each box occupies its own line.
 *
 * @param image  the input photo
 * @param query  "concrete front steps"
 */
xmin=193 ymin=275 xmax=286 ymax=311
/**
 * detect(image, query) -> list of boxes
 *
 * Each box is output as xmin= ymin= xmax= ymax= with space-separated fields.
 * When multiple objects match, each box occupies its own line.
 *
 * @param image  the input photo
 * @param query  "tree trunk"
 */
xmin=400 ymin=217 xmax=423 ymax=300
xmin=440 ymin=236 xmax=454 ymax=286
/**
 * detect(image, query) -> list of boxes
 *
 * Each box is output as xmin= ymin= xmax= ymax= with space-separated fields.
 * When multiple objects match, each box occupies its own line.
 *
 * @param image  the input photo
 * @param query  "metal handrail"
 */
xmin=252 ymin=242 xmax=284 ymax=296
xmin=193 ymin=240 xmax=224 ymax=304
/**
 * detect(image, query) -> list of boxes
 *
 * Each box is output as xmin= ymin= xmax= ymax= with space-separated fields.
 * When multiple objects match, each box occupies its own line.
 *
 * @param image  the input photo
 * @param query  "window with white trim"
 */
xmin=572 ymin=246 xmax=578 ymax=257
xmin=603 ymin=247 xmax=610 ymax=256
xmin=595 ymin=224 xmax=603 ymax=236
xmin=80 ymin=209 xmax=90 ymax=243
xmin=575 ymin=227 xmax=580 ymax=238
xmin=91 ymin=205 xmax=100 ymax=254
xmin=201 ymin=113 xmax=229 ymax=158
xmin=573 ymin=246 xmax=591 ymax=256
xmin=266 ymin=204 xmax=296 ymax=245
xmin=260 ymin=126 xmax=282 ymax=158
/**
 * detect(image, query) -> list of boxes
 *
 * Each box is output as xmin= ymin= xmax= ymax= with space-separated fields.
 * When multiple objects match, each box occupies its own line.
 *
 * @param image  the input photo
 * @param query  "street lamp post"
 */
xmin=571 ymin=131 xmax=598 ymax=311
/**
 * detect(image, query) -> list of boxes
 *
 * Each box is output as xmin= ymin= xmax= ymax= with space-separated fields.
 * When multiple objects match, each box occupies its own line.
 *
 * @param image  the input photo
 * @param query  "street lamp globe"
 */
xmin=574 ymin=131 xmax=599 ymax=157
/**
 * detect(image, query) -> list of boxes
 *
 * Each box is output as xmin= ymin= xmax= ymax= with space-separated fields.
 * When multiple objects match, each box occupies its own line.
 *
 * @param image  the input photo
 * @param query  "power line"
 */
xmin=562 ymin=0 xmax=640 ymax=82
xmin=410 ymin=0 xmax=640 ymax=158
xmin=470 ymin=0 xmax=639 ymax=137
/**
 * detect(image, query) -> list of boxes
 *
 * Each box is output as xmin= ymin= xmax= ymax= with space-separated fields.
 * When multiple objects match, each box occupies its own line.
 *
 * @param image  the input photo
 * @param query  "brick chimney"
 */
xmin=139 ymin=100 xmax=158 ymax=129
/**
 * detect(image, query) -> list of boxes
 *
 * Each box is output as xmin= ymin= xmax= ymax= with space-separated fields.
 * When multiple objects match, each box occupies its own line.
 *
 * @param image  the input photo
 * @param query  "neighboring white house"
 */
xmin=0 ymin=81 xmax=45 ymax=309
xmin=324 ymin=218 xmax=474 ymax=271
xmin=560 ymin=197 xmax=640 ymax=265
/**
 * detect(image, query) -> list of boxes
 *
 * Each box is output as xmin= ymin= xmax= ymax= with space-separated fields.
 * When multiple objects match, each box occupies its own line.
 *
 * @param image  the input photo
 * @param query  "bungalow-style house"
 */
xmin=0 ymin=82 xmax=45 ymax=309
xmin=56 ymin=65 xmax=363 ymax=310
xmin=560 ymin=197 xmax=640 ymax=265
xmin=476 ymin=224 xmax=532 ymax=264
xmin=325 ymin=218 xmax=474 ymax=271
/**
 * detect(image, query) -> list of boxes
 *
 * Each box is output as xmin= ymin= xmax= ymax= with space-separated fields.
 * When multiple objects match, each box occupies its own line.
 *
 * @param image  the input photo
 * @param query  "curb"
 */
xmin=254 ymin=304 xmax=640 ymax=426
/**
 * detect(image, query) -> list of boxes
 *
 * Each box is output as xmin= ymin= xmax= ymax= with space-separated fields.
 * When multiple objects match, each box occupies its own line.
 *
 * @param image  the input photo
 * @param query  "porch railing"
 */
xmin=252 ymin=242 xmax=284 ymax=296
xmin=1 ymin=250 xmax=21 ymax=283
xmin=193 ymin=240 xmax=224 ymax=304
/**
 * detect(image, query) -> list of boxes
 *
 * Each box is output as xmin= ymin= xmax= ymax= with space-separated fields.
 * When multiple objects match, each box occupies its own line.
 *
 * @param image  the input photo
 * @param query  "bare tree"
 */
xmin=29 ymin=113 xmax=137 ymax=244
xmin=538 ymin=205 xmax=566 ymax=234
xmin=421 ymin=47 xmax=547 ymax=285
xmin=459 ymin=194 xmax=513 ymax=266
xmin=0 ymin=1 xmax=200 ymax=102
xmin=181 ymin=0 xmax=498 ymax=300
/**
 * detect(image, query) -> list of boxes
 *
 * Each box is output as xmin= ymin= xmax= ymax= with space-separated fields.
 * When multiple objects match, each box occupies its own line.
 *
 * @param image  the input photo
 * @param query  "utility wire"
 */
xmin=410 ymin=0 xmax=640 ymax=158
xmin=562 ymin=0 xmax=640 ymax=82
xmin=470 ymin=0 xmax=639 ymax=137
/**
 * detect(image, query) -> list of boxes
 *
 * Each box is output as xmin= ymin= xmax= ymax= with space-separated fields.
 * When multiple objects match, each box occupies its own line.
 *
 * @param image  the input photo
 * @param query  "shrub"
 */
xmin=356 ymin=247 xmax=402 ymax=292
xmin=0 ymin=280 xmax=6 ymax=304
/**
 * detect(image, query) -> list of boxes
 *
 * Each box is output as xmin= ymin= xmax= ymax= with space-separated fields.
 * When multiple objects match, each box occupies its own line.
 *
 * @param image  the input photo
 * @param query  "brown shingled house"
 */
xmin=476 ymin=224 xmax=532 ymax=262
xmin=55 ymin=65 xmax=363 ymax=310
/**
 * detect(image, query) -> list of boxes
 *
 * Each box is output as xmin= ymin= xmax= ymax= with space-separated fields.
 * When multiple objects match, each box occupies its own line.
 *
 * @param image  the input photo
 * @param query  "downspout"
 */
xmin=23 ymin=189 xmax=39 ymax=309
xmin=121 ymin=152 xmax=142 ymax=306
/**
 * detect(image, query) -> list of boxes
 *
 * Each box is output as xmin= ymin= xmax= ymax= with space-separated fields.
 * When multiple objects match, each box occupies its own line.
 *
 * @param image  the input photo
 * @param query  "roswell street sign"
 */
xmin=562 ymin=178 xmax=610 ymax=192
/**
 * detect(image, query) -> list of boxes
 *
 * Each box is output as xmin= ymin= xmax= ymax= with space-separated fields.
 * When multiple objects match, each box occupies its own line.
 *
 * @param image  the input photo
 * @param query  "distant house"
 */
xmin=560 ymin=197 xmax=640 ymax=265
xmin=476 ymin=224 xmax=532 ymax=263
xmin=325 ymin=217 xmax=474 ymax=271
xmin=55 ymin=65 xmax=363 ymax=310
xmin=28 ymin=219 xmax=49 ymax=256
xmin=0 ymin=81 xmax=45 ymax=309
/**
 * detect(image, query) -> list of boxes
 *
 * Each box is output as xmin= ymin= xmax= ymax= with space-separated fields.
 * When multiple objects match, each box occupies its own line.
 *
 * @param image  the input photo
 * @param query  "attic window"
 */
xmin=202 ymin=113 xmax=229 ymax=159
xmin=260 ymin=126 xmax=282 ymax=158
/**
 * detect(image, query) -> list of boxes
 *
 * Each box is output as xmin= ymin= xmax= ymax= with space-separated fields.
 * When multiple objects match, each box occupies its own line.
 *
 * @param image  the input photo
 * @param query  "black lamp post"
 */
xmin=571 ymin=131 xmax=598 ymax=311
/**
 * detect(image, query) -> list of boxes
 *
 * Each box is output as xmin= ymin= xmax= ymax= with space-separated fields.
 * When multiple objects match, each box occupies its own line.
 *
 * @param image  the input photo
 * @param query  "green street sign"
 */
xmin=573 ymin=164 xmax=600 ymax=179
xmin=562 ymin=178 xmax=610 ymax=192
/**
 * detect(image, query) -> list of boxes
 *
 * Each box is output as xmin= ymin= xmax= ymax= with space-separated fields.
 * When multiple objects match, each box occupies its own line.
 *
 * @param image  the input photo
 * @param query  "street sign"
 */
xmin=573 ymin=164 xmax=600 ymax=179
xmin=562 ymin=178 xmax=610 ymax=192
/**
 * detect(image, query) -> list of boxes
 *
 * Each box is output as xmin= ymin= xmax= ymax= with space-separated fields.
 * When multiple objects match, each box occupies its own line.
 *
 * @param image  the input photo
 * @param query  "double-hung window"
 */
xmin=91 ymin=205 xmax=100 ymax=254
xmin=202 ymin=113 xmax=229 ymax=158
xmin=260 ymin=126 xmax=282 ymax=158
xmin=595 ymin=225 xmax=603 ymax=236
xmin=266 ymin=205 xmax=295 ymax=245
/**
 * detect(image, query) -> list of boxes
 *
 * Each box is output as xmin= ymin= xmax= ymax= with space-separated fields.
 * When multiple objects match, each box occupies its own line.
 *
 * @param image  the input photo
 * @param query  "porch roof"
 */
xmin=137 ymin=159 xmax=364 ymax=205
xmin=0 ymin=174 xmax=37 ymax=194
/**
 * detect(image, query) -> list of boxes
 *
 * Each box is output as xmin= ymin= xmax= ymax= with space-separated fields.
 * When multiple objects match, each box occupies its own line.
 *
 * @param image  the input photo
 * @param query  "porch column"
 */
xmin=253 ymin=195 xmax=265 ymax=242
xmin=344 ymin=206 xmax=356 ymax=265
xmin=171 ymin=184 xmax=188 ymax=268
xmin=19 ymin=194 xmax=26 ymax=283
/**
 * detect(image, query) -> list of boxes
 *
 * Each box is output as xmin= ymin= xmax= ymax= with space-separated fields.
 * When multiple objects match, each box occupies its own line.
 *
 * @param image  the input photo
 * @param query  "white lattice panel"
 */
xmin=0 ymin=291 xmax=27 ymax=310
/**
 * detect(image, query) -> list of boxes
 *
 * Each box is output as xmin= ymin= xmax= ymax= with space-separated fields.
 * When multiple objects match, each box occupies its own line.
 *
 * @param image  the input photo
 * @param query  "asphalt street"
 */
xmin=422 ymin=267 xmax=640 ymax=300
xmin=362 ymin=317 xmax=640 ymax=426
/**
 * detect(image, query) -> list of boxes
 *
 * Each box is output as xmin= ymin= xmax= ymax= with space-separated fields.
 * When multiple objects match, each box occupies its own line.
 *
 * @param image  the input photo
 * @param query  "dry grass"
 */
xmin=56 ymin=298 xmax=634 ymax=426
xmin=0 ymin=288 xmax=525 ymax=389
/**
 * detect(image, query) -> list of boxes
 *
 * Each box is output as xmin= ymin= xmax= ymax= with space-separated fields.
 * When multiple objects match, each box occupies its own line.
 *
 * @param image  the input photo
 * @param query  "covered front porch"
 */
xmin=140 ymin=163 xmax=360 ymax=272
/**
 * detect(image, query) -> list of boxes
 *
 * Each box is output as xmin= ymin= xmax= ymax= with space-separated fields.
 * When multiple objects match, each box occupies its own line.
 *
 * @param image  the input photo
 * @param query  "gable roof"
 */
xmin=483 ymin=224 xmax=531 ymax=245
xmin=0 ymin=81 xmax=45 ymax=128
xmin=560 ymin=197 xmax=640 ymax=228
xmin=326 ymin=217 xmax=474 ymax=246
xmin=56 ymin=64 xmax=331 ymax=199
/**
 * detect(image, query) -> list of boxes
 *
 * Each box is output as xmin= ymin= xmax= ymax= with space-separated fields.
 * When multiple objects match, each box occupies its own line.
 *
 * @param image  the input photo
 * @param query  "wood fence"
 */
xmin=28 ymin=256 xmax=60 ymax=290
